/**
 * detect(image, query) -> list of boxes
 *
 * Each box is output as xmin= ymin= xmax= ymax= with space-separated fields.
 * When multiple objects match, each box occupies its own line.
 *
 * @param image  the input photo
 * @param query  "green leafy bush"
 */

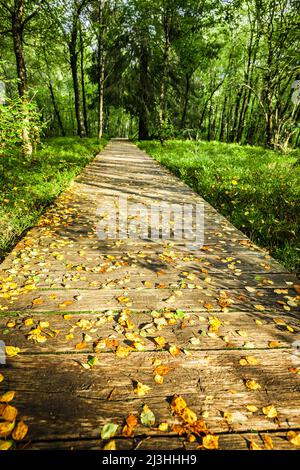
xmin=0 ymin=95 xmax=45 ymax=157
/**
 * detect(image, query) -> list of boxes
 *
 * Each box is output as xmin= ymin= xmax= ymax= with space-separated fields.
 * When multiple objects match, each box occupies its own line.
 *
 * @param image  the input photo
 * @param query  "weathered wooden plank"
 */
xmin=1 ymin=286 xmax=298 ymax=313
xmin=1 ymin=350 xmax=300 ymax=441
xmin=27 ymin=432 xmax=300 ymax=450
xmin=1 ymin=310 xmax=299 ymax=353
xmin=12 ymin=271 xmax=296 ymax=291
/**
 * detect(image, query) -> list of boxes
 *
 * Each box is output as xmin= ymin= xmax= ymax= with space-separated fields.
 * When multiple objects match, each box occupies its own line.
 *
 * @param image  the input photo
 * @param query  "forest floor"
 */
xmin=0 ymin=137 xmax=108 ymax=263
xmin=138 ymin=140 xmax=300 ymax=274
xmin=0 ymin=139 xmax=300 ymax=450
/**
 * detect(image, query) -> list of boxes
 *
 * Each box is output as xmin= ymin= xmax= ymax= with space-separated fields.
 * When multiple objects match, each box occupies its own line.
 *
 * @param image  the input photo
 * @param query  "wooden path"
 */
xmin=0 ymin=139 xmax=299 ymax=450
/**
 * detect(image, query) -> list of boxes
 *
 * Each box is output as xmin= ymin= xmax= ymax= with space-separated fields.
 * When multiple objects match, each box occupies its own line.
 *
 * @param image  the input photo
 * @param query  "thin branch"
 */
xmin=23 ymin=0 xmax=46 ymax=26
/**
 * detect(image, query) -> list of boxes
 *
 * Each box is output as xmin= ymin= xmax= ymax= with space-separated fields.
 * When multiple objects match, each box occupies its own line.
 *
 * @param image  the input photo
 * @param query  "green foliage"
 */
xmin=0 ymin=95 xmax=45 ymax=156
xmin=138 ymin=140 xmax=300 ymax=273
xmin=0 ymin=136 xmax=107 ymax=260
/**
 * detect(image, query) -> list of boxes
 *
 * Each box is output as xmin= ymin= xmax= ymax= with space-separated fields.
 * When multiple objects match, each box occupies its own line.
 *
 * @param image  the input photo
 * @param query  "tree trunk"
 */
xmin=98 ymin=63 xmax=105 ymax=139
xmin=11 ymin=3 xmax=32 ymax=156
xmin=138 ymin=38 xmax=150 ymax=140
xmin=80 ymin=29 xmax=88 ymax=136
xmin=181 ymin=74 xmax=190 ymax=129
xmin=69 ymin=24 xmax=86 ymax=138
xmin=97 ymin=0 xmax=106 ymax=139
xmin=219 ymin=93 xmax=228 ymax=141
xmin=229 ymin=87 xmax=242 ymax=142
xmin=48 ymin=81 xmax=66 ymax=136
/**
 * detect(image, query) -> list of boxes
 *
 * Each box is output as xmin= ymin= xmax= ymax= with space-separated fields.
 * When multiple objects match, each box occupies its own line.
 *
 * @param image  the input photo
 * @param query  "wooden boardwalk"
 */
xmin=0 ymin=139 xmax=299 ymax=450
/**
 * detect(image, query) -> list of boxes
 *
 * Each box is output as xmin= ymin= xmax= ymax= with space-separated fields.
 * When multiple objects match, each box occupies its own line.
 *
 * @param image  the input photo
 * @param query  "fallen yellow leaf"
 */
xmin=2 ymin=405 xmax=18 ymax=422
xmin=249 ymin=440 xmax=262 ymax=450
xmin=32 ymin=297 xmax=44 ymax=306
xmin=154 ymin=374 xmax=164 ymax=385
xmin=169 ymin=344 xmax=181 ymax=356
xmin=246 ymin=405 xmax=258 ymax=413
xmin=262 ymin=434 xmax=274 ymax=450
xmin=103 ymin=440 xmax=116 ymax=450
xmin=158 ymin=422 xmax=169 ymax=432
xmin=287 ymin=431 xmax=300 ymax=446
xmin=5 ymin=346 xmax=20 ymax=357
xmin=202 ymin=434 xmax=219 ymax=450
xmin=181 ymin=407 xmax=197 ymax=424
xmin=0 ymin=421 xmax=15 ymax=438
xmin=245 ymin=379 xmax=261 ymax=391
xmin=0 ymin=391 xmax=16 ymax=403
xmin=254 ymin=305 xmax=265 ymax=311
xmin=0 ymin=440 xmax=13 ymax=450
xmin=134 ymin=381 xmax=151 ymax=397
xmin=154 ymin=336 xmax=166 ymax=348
xmin=209 ymin=316 xmax=221 ymax=333
xmin=262 ymin=404 xmax=277 ymax=419
xmin=170 ymin=395 xmax=187 ymax=415
xmin=115 ymin=345 xmax=131 ymax=358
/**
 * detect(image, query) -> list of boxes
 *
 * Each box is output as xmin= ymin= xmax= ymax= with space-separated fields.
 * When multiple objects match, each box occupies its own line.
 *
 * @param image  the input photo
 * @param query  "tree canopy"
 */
xmin=0 ymin=0 xmax=299 ymax=152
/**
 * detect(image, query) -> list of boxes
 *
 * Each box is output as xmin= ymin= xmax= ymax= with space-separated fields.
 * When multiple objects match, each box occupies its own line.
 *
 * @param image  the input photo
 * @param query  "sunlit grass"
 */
xmin=0 ymin=137 xmax=107 ymax=260
xmin=138 ymin=139 xmax=300 ymax=273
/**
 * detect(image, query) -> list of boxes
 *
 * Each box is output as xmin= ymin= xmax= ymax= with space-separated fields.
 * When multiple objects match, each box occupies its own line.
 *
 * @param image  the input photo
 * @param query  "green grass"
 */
xmin=138 ymin=139 xmax=300 ymax=273
xmin=0 ymin=136 xmax=107 ymax=261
